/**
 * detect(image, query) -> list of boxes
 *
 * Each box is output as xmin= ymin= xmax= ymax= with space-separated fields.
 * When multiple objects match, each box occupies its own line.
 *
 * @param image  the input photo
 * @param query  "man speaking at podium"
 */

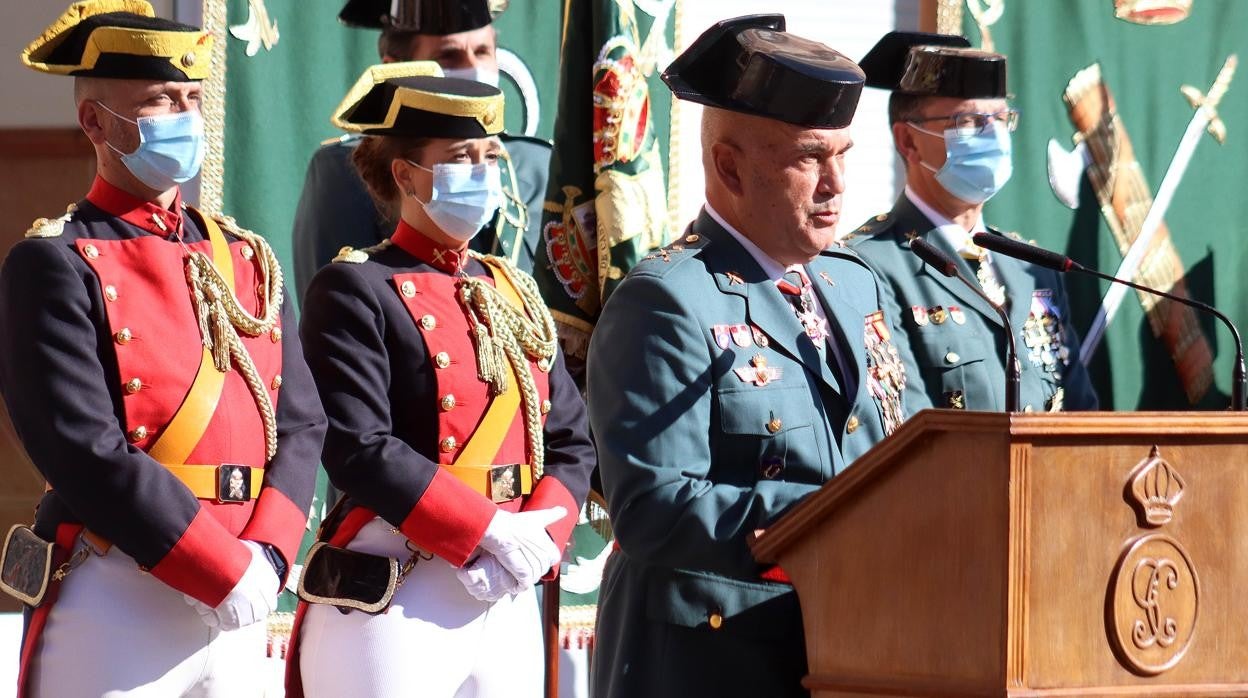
xmin=587 ymin=15 xmax=925 ymax=698
xmin=848 ymin=32 xmax=1097 ymax=413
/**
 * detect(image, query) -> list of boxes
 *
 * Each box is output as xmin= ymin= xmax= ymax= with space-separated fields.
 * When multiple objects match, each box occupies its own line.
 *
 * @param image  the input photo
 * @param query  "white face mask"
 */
xmin=405 ymin=160 xmax=503 ymax=241
xmin=441 ymin=65 xmax=501 ymax=88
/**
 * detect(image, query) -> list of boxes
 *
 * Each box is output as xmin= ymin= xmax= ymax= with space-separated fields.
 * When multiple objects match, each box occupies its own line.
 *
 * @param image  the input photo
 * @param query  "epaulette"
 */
xmin=25 ymin=203 xmax=77 ymax=239
xmin=635 ymin=230 xmax=707 ymax=273
xmin=1000 ymin=230 xmax=1037 ymax=245
xmin=848 ymin=212 xmax=893 ymax=238
xmin=333 ymin=239 xmax=392 ymax=264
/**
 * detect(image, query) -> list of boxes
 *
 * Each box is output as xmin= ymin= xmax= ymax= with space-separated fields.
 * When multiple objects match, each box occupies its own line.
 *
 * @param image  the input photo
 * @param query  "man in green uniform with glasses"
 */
xmin=848 ymin=32 xmax=1097 ymax=413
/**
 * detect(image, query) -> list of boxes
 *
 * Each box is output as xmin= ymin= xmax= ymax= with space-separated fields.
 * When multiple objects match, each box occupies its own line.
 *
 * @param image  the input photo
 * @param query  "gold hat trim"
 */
xmin=24 ymin=25 xmax=213 ymax=80
xmin=332 ymin=61 xmax=504 ymax=135
xmin=22 ymin=0 xmax=155 ymax=65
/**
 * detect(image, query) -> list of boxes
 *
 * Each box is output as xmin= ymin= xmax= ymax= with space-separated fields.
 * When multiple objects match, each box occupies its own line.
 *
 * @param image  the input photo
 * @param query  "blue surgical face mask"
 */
xmin=910 ymin=122 xmax=1013 ymax=204
xmin=441 ymin=65 xmax=501 ymax=88
xmin=406 ymin=160 xmax=503 ymax=242
xmin=97 ymin=102 xmax=205 ymax=191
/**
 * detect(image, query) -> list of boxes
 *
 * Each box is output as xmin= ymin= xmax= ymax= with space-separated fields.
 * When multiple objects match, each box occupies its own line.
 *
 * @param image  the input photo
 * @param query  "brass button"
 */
xmin=420 ymin=314 xmax=437 ymax=330
xmin=434 ymin=352 xmax=451 ymax=369
xmin=271 ymin=375 xmax=283 ymax=390
xmin=875 ymin=214 xmax=888 ymax=222
xmin=439 ymin=436 xmax=457 ymax=453
xmin=440 ymin=394 xmax=456 ymax=411
xmin=114 ymin=327 xmax=132 ymax=345
xmin=240 ymin=245 xmax=254 ymax=261
xmin=708 ymin=612 xmax=723 ymax=630
xmin=83 ymin=244 xmax=99 ymax=259
xmin=104 ymin=285 xmax=118 ymax=302
xmin=537 ymin=358 xmax=551 ymax=373
xmin=540 ymin=399 xmax=552 ymax=415
xmin=128 ymin=425 xmax=148 ymax=442
xmin=124 ymin=377 xmax=142 ymax=394
xmin=270 ymin=327 xmax=282 ymax=343
xmin=400 ymin=280 xmax=416 ymax=298
xmin=685 ymin=234 xmax=700 ymax=243
xmin=846 ymin=415 xmax=860 ymax=433
xmin=766 ymin=418 xmax=782 ymax=434
xmin=181 ymin=51 xmax=196 ymax=68
xmin=944 ymin=352 xmax=960 ymax=364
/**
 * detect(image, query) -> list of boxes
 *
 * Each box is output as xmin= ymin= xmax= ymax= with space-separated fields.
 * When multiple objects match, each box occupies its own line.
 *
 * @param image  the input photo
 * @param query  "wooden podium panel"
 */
xmin=752 ymin=410 xmax=1248 ymax=698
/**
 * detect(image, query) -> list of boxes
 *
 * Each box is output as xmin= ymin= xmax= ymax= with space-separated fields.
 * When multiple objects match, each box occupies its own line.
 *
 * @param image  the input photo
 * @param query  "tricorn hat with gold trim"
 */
xmin=339 ymin=0 xmax=504 ymax=33
xmin=22 ymin=0 xmax=212 ymax=81
xmin=661 ymin=14 xmax=865 ymax=129
xmin=333 ymin=61 xmax=505 ymax=138
xmin=859 ymin=31 xmax=1006 ymax=99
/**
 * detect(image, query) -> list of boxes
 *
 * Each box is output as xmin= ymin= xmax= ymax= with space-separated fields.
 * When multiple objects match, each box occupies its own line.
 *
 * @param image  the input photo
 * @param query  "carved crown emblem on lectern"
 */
xmin=1128 ymin=446 xmax=1185 ymax=527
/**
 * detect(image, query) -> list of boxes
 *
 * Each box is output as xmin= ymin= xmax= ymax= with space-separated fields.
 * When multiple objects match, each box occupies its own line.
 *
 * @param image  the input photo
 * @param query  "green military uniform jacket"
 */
xmin=588 ymin=210 xmax=924 ymax=698
xmin=290 ymin=132 xmax=551 ymax=302
xmin=848 ymin=194 xmax=1098 ymax=412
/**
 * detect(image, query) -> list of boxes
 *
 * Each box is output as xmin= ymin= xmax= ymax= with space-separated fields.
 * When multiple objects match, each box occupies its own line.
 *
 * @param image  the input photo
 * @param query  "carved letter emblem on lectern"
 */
xmin=1108 ymin=447 xmax=1200 ymax=676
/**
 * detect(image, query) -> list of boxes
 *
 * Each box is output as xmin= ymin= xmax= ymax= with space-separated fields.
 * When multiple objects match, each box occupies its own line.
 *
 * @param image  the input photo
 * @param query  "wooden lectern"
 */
xmin=751 ymin=409 xmax=1248 ymax=697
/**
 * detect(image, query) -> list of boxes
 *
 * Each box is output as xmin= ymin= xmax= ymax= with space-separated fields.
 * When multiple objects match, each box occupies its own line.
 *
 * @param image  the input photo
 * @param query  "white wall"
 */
xmin=671 ymin=0 xmax=921 ymax=235
xmin=0 ymin=1 xmax=174 ymax=128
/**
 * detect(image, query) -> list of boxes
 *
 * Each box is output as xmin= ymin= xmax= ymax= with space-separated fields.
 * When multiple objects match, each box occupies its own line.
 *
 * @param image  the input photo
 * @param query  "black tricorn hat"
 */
xmin=339 ymin=0 xmax=499 ymax=33
xmin=22 ymin=0 xmax=212 ymax=81
xmin=859 ymin=31 xmax=1006 ymax=99
xmin=661 ymin=14 xmax=865 ymax=129
xmin=333 ymin=62 xmax=505 ymax=138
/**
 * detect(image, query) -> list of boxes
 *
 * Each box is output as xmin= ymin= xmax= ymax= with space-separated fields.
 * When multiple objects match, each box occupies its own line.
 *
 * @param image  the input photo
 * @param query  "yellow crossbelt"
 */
xmin=447 ymin=259 xmax=530 ymax=477
xmin=146 ymin=210 xmax=233 ymax=465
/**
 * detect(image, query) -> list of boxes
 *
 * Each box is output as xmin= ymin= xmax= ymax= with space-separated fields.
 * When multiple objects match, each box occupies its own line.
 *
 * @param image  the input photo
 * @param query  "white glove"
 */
xmin=477 ymin=506 xmax=566 ymax=590
xmin=456 ymin=551 xmax=521 ymax=602
xmin=183 ymin=540 xmax=279 ymax=631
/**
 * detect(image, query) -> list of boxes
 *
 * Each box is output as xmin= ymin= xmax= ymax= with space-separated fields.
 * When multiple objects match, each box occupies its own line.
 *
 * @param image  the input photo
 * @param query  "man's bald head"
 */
xmin=699 ymin=106 xmax=854 ymax=266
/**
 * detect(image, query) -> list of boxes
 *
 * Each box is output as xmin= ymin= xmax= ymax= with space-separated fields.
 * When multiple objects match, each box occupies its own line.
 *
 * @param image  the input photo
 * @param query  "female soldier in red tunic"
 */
xmin=289 ymin=63 xmax=594 ymax=697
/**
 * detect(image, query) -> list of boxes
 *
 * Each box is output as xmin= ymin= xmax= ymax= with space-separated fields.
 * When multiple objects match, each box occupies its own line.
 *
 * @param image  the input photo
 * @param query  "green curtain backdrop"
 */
xmin=963 ymin=1 xmax=1248 ymax=410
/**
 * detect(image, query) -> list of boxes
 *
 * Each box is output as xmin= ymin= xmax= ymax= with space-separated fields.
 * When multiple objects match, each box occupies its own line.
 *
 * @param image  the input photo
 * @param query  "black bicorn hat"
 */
xmin=660 ymin=14 xmax=866 ymax=129
xmin=859 ymin=31 xmax=1007 ymax=99
xmin=22 ymin=0 xmax=212 ymax=81
xmin=333 ymin=61 xmax=505 ymax=138
xmin=339 ymin=0 xmax=502 ymax=33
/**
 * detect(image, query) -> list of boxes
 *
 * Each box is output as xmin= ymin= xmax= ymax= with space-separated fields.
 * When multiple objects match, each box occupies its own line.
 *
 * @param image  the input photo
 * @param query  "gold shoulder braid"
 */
xmin=458 ymin=253 xmax=558 ymax=476
xmin=25 ymin=203 xmax=78 ymax=238
xmin=185 ymin=216 xmax=284 ymax=460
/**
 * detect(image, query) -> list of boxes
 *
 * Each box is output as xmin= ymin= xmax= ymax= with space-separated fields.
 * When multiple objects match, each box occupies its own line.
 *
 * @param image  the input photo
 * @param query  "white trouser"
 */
xmin=299 ymin=517 xmax=543 ymax=698
xmin=29 ymin=539 xmax=267 ymax=697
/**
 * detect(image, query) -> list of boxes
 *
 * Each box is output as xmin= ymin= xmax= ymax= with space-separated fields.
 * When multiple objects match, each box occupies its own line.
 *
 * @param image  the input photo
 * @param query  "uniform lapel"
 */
xmin=893 ymin=197 xmax=1002 ymax=325
xmin=696 ymin=212 xmax=843 ymax=395
xmin=808 ymin=252 xmax=864 ymax=398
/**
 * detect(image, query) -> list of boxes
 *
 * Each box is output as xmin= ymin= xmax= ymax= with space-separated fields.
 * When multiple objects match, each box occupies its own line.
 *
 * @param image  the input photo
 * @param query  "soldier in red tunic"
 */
xmin=289 ymin=63 xmax=593 ymax=697
xmin=0 ymin=2 xmax=326 ymax=696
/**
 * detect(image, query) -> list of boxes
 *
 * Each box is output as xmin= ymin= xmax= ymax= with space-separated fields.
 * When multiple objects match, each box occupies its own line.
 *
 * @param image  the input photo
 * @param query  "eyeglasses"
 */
xmin=908 ymin=109 xmax=1020 ymax=137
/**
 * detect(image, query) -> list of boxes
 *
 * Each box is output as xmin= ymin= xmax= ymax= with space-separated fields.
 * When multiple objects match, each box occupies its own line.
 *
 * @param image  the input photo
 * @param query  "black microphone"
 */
xmin=910 ymin=238 xmax=1022 ymax=412
xmin=972 ymin=231 xmax=1247 ymax=411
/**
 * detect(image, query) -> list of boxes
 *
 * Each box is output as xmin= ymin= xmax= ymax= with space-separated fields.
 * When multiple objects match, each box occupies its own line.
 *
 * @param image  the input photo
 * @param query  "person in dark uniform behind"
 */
xmin=847 ymin=32 xmax=1097 ymax=413
xmin=292 ymin=0 xmax=551 ymax=302
xmin=288 ymin=63 xmax=594 ymax=698
xmin=589 ymin=15 xmax=922 ymax=698
xmin=0 ymin=2 xmax=326 ymax=696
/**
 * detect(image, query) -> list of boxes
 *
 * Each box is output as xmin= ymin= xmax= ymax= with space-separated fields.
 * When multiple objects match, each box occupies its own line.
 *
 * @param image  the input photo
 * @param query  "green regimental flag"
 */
xmin=205 ymin=0 xmax=563 ymax=613
xmin=534 ymin=0 xmax=678 ymax=361
xmin=952 ymin=1 xmax=1248 ymax=410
